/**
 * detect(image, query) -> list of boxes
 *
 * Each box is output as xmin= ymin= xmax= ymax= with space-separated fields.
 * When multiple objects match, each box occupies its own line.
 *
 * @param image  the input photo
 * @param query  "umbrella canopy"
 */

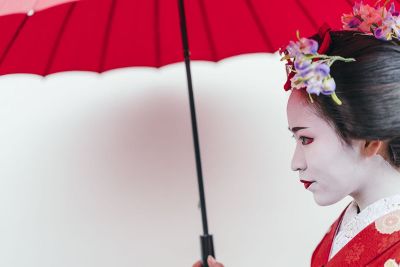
xmin=0 ymin=0 xmax=379 ymax=265
xmin=0 ymin=0 xmax=78 ymax=16
xmin=0 ymin=0 xmax=371 ymax=76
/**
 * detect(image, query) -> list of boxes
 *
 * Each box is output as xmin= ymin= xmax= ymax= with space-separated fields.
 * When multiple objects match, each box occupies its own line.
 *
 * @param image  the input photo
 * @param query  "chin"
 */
xmin=313 ymin=194 xmax=341 ymax=206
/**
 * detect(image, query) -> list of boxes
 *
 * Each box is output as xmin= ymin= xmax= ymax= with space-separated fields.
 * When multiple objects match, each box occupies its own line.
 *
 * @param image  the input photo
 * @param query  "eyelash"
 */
xmin=291 ymin=134 xmax=313 ymax=145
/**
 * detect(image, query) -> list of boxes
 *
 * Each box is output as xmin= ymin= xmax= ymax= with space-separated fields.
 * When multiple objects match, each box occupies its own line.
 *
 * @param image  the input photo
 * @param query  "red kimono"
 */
xmin=312 ymin=205 xmax=400 ymax=266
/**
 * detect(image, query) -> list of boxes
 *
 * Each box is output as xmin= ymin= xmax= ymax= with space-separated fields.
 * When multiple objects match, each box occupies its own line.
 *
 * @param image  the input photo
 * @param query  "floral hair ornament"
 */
xmin=342 ymin=0 xmax=400 ymax=41
xmin=280 ymin=24 xmax=356 ymax=105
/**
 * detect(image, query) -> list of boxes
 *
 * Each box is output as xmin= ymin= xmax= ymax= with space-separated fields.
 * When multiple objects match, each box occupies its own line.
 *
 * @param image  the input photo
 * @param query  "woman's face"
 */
xmin=286 ymin=89 xmax=366 ymax=206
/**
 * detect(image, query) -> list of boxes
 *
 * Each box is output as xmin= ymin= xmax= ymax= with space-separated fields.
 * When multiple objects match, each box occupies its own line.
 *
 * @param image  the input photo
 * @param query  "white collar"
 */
xmin=329 ymin=193 xmax=400 ymax=260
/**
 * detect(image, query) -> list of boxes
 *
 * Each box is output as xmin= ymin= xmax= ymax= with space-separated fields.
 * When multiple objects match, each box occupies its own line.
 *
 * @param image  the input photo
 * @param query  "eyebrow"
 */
xmin=288 ymin=126 xmax=309 ymax=133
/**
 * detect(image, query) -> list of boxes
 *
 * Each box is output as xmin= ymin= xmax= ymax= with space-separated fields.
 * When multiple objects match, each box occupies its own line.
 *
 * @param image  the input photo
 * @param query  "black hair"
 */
xmin=300 ymin=30 xmax=400 ymax=167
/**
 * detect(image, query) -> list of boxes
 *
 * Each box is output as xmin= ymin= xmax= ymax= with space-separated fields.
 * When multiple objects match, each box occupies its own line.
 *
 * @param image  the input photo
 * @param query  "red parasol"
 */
xmin=0 ymin=0 xmax=374 ymax=265
xmin=0 ymin=0 xmax=363 ymax=74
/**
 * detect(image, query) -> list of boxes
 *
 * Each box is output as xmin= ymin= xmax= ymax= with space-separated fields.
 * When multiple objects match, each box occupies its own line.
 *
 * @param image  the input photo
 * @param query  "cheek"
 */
xmin=304 ymin=141 xmax=362 ymax=205
xmin=305 ymin=141 xmax=339 ymax=168
xmin=308 ymin=143 xmax=360 ymax=187
xmin=305 ymin=141 xmax=357 ymax=181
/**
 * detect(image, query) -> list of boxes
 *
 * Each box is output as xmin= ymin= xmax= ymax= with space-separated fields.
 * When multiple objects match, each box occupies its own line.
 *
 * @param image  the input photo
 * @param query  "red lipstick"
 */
xmin=300 ymin=180 xmax=315 ymax=189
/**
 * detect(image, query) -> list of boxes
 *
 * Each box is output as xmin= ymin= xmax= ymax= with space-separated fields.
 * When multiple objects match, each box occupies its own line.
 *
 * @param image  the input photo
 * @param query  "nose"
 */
xmin=291 ymin=143 xmax=307 ymax=172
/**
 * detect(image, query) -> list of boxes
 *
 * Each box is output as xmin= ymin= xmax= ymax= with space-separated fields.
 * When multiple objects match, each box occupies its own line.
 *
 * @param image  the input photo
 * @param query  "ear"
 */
xmin=361 ymin=140 xmax=384 ymax=157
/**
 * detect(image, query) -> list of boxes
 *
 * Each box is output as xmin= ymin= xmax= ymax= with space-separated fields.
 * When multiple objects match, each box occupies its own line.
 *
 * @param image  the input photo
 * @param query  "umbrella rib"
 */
xmin=294 ymin=0 xmax=319 ymax=31
xmin=0 ymin=15 xmax=29 ymax=69
xmin=244 ymin=0 xmax=275 ymax=52
xmin=99 ymin=0 xmax=117 ymax=73
xmin=44 ymin=2 xmax=76 ymax=76
xmin=155 ymin=0 xmax=161 ymax=67
xmin=199 ymin=0 xmax=218 ymax=61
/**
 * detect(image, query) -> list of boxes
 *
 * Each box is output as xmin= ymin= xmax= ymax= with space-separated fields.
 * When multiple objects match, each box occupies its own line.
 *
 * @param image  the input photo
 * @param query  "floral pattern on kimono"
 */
xmin=311 ymin=204 xmax=400 ymax=266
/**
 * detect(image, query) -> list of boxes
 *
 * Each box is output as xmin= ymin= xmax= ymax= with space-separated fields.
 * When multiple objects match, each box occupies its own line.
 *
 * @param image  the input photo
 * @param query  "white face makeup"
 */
xmin=286 ymin=89 xmax=400 ymax=207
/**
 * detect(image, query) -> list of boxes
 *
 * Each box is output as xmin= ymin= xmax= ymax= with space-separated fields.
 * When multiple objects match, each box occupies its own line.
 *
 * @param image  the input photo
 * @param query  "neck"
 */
xmin=351 ymin=167 xmax=400 ymax=211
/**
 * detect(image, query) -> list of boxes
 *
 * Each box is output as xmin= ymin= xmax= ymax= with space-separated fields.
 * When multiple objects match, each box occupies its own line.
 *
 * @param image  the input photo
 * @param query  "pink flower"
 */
xmin=389 ymin=2 xmax=400 ymax=16
xmin=342 ymin=14 xmax=362 ymax=30
xmin=357 ymin=4 xmax=385 ymax=31
xmin=342 ymin=2 xmax=388 ymax=33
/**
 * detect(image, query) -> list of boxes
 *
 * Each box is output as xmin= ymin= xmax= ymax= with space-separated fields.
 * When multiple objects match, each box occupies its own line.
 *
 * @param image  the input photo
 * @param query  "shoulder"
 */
xmin=365 ymin=210 xmax=400 ymax=266
xmin=341 ymin=209 xmax=400 ymax=266
xmin=365 ymin=240 xmax=400 ymax=266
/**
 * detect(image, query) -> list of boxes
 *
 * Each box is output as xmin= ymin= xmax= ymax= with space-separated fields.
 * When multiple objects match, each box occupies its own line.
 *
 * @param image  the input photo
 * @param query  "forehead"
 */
xmin=286 ymin=90 xmax=327 ymax=131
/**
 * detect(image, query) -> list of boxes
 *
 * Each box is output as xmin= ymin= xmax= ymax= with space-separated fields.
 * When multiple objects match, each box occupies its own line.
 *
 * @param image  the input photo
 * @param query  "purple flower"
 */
xmin=314 ymin=63 xmax=330 ymax=77
xmin=373 ymin=7 xmax=400 ymax=40
xmin=286 ymin=38 xmax=318 ymax=57
xmin=392 ymin=19 xmax=400 ymax=37
xmin=299 ymin=38 xmax=319 ymax=54
xmin=286 ymin=40 xmax=300 ymax=57
xmin=304 ymin=76 xmax=336 ymax=96
xmin=290 ymin=61 xmax=333 ymax=96
xmin=294 ymin=55 xmax=312 ymax=72
xmin=305 ymin=82 xmax=322 ymax=96
xmin=385 ymin=8 xmax=400 ymax=38
xmin=321 ymin=78 xmax=336 ymax=95
xmin=374 ymin=26 xmax=389 ymax=40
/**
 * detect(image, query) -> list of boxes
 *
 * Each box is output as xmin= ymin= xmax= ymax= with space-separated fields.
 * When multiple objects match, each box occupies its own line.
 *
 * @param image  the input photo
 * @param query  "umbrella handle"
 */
xmin=200 ymin=234 xmax=215 ymax=267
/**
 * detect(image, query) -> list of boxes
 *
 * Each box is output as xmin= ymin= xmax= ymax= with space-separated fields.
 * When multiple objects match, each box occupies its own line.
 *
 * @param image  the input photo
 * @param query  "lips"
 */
xmin=300 ymin=179 xmax=315 ymax=189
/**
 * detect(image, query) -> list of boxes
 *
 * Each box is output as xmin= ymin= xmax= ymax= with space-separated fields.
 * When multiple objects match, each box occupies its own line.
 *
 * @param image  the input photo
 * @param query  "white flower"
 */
xmin=375 ymin=210 xmax=400 ymax=234
xmin=384 ymin=259 xmax=400 ymax=267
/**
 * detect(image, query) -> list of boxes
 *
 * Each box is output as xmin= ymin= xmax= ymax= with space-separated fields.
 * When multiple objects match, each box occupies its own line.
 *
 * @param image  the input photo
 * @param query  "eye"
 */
xmin=292 ymin=134 xmax=313 ymax=145
xmin=299 ymin=136 xmax=313 ymax=145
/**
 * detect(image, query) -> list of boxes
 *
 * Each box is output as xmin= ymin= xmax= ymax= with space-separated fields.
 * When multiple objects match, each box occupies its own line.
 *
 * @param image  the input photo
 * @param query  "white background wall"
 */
xmin=0 ymin=53 xmax=351 ymax=267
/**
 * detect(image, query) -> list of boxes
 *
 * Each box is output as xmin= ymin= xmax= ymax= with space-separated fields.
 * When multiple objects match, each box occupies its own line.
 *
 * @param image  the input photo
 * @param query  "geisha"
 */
xmin=193 ymin=1 xmax=400 ymax=267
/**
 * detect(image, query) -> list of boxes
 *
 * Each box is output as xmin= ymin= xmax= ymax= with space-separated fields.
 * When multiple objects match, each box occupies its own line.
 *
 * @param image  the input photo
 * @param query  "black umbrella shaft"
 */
xmin=178 ymin=0 xmax=209 ymax=236
xmin=178 ymin=2 xmax=216 ymax=265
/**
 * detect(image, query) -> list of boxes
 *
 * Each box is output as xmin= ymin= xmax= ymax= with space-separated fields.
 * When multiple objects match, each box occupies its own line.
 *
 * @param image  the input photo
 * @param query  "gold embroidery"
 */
xmin=344 ymin=243 xmax=365 ymax=264
xmin=375 ymin=210 xmax=400 ymax=235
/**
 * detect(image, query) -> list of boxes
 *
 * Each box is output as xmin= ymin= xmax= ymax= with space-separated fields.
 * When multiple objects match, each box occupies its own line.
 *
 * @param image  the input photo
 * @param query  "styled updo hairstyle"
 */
xmin=301 ymin=30 xmax=400 ymax=168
